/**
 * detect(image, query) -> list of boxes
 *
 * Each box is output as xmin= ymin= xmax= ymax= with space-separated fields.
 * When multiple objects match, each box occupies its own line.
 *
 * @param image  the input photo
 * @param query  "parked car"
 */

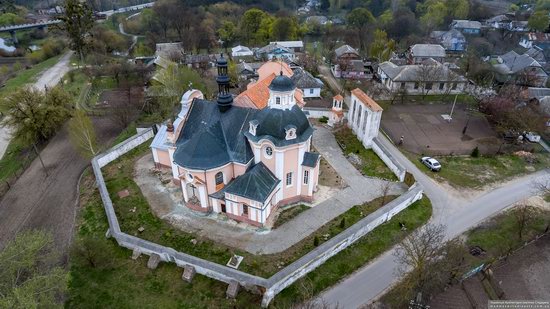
xmin=420 ymin=156 xmax=442 ymax=172
xmin=524 ymin=132 xmax=541 ymax=143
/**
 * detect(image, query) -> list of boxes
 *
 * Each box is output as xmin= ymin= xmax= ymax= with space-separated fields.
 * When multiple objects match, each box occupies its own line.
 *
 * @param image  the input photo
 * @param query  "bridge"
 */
xmin=98 ymin=2 xmax=155 ymax=17
xmin=0 ymin=20 xmax=61 ymax=44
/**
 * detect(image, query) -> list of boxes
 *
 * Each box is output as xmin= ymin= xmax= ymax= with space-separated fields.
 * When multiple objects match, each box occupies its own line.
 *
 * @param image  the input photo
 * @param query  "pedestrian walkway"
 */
xmin=134 ymin=126 xmax=405 ymax=255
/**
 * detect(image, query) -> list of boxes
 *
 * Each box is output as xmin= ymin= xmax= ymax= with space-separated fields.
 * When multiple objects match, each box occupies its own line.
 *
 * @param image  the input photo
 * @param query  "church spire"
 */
xmin=216 ymin=54 xmax=233 ymax=112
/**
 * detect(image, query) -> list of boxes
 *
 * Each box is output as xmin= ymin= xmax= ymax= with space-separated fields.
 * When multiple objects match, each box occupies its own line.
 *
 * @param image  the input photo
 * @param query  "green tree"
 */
xmin=239 ymin=8 xmax=268 ymax=45
xmin=347 ymin=8 xmax=375 ymax=50
xmin=447 ymin=0 xmax=469 ymax=19
xmin=217 ymin=20 xmax=237 ymax=50
xmin=369 ymin=29 xmax=396 ymax=62
xmin=0 ymin=87 xmax=72 ymax=144
xmin=58 ymin=0 xmax=94 ymax=63
xmin=0 ymin=12 xmax=23 ymax=26
xmin=0 ymin=230 xmax=68 ymax=308
xmin=0 ymin=0 xmax=15 ymax=14
xmin=419 ymin=0 xmax=447 ymax=31
xmin=528 ymin=10 xmax=550 ymax=32
xmin=148 ymin=63 xmax=206 ymax=118
xmin=69 ymin=109 xmax=98 ymax=159
xmin=271 ymin=16 xmax=300 ymax=41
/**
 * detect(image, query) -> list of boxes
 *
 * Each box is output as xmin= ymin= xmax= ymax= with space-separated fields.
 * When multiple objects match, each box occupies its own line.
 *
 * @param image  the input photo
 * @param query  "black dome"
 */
xmin=269 ymin=73 xmax=295 ymax=92
xmin=217 ymin=54 xmax=228 ymax=66
xmin=254 ymin=105 xmax=309 ymax=140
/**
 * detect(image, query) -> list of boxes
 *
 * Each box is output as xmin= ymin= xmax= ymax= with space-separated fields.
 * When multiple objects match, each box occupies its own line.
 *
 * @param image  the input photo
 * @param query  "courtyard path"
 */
xmin=135 ymin=126 xmax=405 ymax=255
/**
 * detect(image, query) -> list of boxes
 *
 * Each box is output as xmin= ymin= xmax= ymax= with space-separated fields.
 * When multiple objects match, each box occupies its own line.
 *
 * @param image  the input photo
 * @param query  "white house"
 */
xmin=377 ymin=60 xmax=467 ymax=95
xmin=291 ymin=68 xmax=324 ymax=98
xmin=256 ymin=43 xmax=296 ymax=60
xmin=348 ymin=88 xmax=383 ymax=148
xmin=269 ymin=41 xmax=304 ymax=52
xmin=231 ymin=45 xmax=253 ymax=58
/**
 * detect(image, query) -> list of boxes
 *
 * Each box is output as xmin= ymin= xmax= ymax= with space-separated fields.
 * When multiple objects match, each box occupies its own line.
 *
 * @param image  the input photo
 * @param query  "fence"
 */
xmin=92 ymin=129 xmax=424 ymax=307
xmin=372 ymin=137 xmax=406 ymax=182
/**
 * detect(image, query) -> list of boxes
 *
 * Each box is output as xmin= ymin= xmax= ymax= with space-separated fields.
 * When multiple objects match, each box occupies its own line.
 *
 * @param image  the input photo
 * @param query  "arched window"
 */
xmin=215 ymin=172 xmax=224 ymax=185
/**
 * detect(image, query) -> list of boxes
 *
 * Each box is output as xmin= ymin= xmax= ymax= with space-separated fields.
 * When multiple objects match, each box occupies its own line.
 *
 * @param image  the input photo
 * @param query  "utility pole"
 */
xmin=33 ymin=143 xmax=48 ymax=177
xmin=448 ymin=93 xmax=458 ymax=122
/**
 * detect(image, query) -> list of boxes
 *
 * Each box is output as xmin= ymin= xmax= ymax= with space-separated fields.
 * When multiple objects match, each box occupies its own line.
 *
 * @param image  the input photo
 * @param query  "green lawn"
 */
xmin=335 ymin=127 xmax=398 ymax=181
xmin=406 ymin=151 xmax=550 ymax=189
xmin=0 ymin=136 xmax=35 ymax=183
xmin=273 ymin=204 xmax=310 ymax=229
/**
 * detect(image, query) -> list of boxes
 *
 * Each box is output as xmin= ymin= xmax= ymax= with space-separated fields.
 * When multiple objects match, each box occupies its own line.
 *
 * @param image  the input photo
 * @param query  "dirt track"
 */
xmin=0 ymin=117 xmax=120 ymax=259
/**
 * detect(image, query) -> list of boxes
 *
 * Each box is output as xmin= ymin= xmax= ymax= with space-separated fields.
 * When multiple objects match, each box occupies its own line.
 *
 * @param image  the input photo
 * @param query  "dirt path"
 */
xmin=0 ymin=117 xmax=120 ymax=257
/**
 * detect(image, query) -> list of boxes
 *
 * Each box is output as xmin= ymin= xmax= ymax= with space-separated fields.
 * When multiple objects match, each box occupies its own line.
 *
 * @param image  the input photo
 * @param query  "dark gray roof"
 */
xmin=244 ymin=105 xmax=313 ymax=147
xmin=269 ymin=73 xmax=296 ymax=92
xmin=291 ymin=68 xmax=324 ymax=89
xmin=302 ymin=152 xmax=320 ymax=167
xmin=223 ymin=162 xmax=280 ymax=202
xmin=173 ymin=99 xmax=257 ymax=169
xmin=496 ymin=50 xmax=543 ymax=74
xmin=335 ymin=44 xmax=359 ymax=58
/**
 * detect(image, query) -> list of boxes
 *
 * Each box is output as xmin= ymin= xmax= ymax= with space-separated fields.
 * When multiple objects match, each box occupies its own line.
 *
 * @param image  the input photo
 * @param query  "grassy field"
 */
xmin=466 ymin=207 xmax=550 ymax=259
xmin=406 ymin=151 xmax=550 ymax=189
xmin=273 ymin=204 xmax=310 ymax=229
xmin=335 ymin=127 xmax=397 ymax=181
xmin=0 ymin=136 xmax=35 ymax=182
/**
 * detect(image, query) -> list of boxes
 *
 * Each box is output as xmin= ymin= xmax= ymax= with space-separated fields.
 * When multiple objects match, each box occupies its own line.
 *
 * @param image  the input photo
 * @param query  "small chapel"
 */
xmin=150 ymin=55 xmax=320 ymax=227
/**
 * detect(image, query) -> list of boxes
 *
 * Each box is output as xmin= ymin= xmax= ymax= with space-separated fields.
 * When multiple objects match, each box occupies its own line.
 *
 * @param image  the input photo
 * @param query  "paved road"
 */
xmin=319 ymin=64 xmax=343 ymax=94
xmin=0 ymin=51 xmax=73 ymax=160
xmin=318 ymin=133 xmax=549 ymax=308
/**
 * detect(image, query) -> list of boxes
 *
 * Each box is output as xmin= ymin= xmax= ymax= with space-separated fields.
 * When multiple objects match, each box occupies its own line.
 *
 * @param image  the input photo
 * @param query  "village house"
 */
xmin=407 ymin=44 xmax=446 ymax=64
xmin=519 ymin=32 xmax=550 ymax=49
xmin=291 ymin=68 xmax=324 ymax=98
xmin=234 ymin=61 xmax=304 ymax=109
xmin=485 ymin=14 xmax=512 ymax=29
xmin=150 ymin=56 xmax=320 ymax=227
xmin=231 ymin=45 xmax=254 ymax=58
xmin=490 ymin=50 xmax=548 ymax=87
xmin=236 ymin=62 xmax=262 ymax=80
xmin=306 ymin=15 xmax=329 ymax=25
xmin=377 ymin=60 xmax=467 ymax=95
xmin=450 ymin=20 xmax=482 ymax=35
xmin=269 ymin=41 xmax=304 ymax=53
xmin=430 ymin=29 xmax=467 ymax=53
xmin=331 ymin=44 xmax=372 ymax=79
xmin=183 ymin=54 xmax=214 ymax=70
xmin=256 ymin=43 xmax=296 ymax=60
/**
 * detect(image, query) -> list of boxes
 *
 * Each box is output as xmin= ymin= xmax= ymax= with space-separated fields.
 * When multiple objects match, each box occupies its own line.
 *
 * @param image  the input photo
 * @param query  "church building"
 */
xmin=150 ymin=55 xmax=320 ymax=227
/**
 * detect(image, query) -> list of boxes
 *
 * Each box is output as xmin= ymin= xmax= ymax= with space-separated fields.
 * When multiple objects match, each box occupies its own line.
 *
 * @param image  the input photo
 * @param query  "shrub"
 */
xmin=339 ymin=217 xmax=346 ymax=229
xmin=471 ymin=146 xmax=480 ymax=158
xmin=313 ymin=235 xmax=320 ymax=246
xmin=319 ymin=116 xmax=328 ymax=123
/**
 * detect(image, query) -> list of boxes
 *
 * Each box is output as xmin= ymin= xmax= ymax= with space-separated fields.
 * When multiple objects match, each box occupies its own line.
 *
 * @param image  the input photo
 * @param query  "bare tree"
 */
xmin=379 ymin=181 xmax=392 ymax=206
xmin=514 ymin=205 xmax=536 ymax=241
xmin=416 ymin=63 xmax=443 ymax=99
xmin=394 ymin=224 xmax=446 ymax=290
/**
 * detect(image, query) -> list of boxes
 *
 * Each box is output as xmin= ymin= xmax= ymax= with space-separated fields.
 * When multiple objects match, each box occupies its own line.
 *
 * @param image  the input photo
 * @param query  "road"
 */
xmin=0 ymin=51 xmax=73 ymax=160
xmin=33 ymin=51 xmax=74 ymax=91
xmin=318 ymin=133 xmax=549 ymax=308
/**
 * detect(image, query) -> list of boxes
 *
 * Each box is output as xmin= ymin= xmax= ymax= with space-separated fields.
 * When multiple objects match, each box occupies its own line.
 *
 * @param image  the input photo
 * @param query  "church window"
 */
xmin=265 ymin=146 xmax=273 ymax=157
xmin=276 ymin=97 xmax=281 ymax=104
xmin=286 ymin=172 xmax=293 ymax=186
xmin=303 ymin=170 xmax=309 ymax=185
xmin=215 ymin=172 xmax=223 ymax=185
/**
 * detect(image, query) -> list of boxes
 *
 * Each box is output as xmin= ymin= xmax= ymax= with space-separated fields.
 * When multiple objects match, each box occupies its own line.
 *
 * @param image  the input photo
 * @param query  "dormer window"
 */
xmin=249 ymin=120 xmax=259 ymax=136
xmin=285 ymin=125 xmax=297 ymax=140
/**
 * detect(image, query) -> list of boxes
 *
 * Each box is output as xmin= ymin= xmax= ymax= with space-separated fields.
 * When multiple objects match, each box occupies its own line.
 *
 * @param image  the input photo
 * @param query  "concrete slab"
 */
xmin=147 ymin=253 xmax=161 ymax=269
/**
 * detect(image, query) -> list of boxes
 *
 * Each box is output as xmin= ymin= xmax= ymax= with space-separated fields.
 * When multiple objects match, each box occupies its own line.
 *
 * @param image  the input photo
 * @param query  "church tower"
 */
xmin=267 ymin=71 xmax=296 ymax=110
xmin=216 ymin=54 xmax=233 ymax=112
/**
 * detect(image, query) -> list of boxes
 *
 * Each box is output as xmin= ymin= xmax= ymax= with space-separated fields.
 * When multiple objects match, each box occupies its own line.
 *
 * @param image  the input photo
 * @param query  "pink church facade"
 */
xmin=150 ymin=56 xmax=320 ymax=227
